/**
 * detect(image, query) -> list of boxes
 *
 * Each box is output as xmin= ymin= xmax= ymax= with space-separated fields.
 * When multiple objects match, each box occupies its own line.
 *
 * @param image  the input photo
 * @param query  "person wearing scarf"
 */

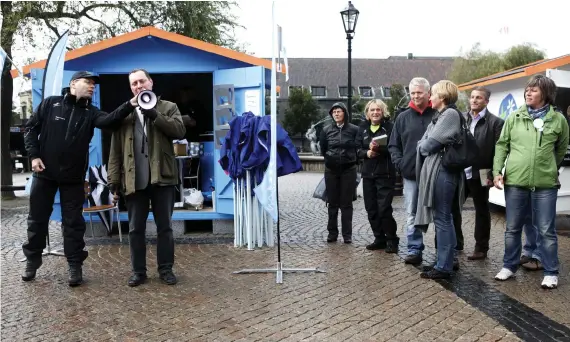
xmin=493 ymin=75 xmax=569 ymax=289
xmin=414 ymin=80 xmax=465 ymax=279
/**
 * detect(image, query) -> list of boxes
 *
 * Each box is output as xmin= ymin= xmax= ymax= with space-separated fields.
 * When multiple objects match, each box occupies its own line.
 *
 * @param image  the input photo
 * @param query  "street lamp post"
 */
xmin=340 ymin=1 xmax=359 ymax=118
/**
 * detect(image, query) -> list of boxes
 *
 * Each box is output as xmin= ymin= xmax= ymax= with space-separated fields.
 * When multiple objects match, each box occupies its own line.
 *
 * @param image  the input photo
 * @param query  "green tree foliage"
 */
xmin=449 ymin=43 xmax=545 ymax=85
xmin=283 ymin=88 xmax=321 ymax=150
xmin=385 ymin=84 xmax=407 ymax=120
xmin=502 ymin=43 xmax=545 ymax=70
xmin=0 ymin=1 xmax=242 ymax=198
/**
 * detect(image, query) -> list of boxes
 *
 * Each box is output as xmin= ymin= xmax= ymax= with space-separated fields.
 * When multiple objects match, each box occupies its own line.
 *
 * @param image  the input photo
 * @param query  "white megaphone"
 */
xmin=137 ymin=89 xmax=157 ymax=110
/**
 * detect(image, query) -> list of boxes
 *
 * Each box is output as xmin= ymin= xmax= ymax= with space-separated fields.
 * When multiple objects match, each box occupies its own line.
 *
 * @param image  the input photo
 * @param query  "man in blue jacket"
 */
xmin=388 ymin=78 xmax=436 ymax=265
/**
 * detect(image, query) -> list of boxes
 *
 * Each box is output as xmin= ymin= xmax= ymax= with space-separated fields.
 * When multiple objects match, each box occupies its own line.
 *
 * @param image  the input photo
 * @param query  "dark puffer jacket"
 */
xmin=358 ymin=119 xmax=396 ymax=179
xmin=319 ymin=102 xmax=361 ymax=172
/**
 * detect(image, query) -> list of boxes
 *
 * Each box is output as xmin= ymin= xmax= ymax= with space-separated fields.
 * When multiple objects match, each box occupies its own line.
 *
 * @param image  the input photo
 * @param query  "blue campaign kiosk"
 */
xmin=16 ymin=26 xmax=276 ymax=233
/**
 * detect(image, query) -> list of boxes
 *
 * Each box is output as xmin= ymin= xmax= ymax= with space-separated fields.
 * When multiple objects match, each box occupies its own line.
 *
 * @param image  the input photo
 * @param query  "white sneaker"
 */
xmin=541 ymin=276 xmax=558 ymax=289
xmin=495 ymin=268 xmax=515 ymax=281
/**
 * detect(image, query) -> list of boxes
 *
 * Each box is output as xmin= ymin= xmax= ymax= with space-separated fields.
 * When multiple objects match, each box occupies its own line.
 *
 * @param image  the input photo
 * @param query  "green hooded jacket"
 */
xmin=493 ymin=104 xmax=569 ymax=189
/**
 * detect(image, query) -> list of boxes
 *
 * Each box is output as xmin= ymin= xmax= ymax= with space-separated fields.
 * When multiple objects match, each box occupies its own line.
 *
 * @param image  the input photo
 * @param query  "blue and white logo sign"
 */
xmin=499 ymin=93 xmax=518 ymax=119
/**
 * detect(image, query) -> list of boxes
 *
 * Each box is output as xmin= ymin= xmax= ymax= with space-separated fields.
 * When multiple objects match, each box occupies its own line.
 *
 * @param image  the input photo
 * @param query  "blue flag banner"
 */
xmin=42 ymin=30 xmax=70 ymax=98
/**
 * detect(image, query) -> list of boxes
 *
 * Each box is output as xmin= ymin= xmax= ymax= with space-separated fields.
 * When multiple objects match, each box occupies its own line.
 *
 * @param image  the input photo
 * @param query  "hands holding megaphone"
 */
xmin=137 ymin=90 xmax=157 ymax=110
xmin=129 ymin=89 xmax=159 ymax=120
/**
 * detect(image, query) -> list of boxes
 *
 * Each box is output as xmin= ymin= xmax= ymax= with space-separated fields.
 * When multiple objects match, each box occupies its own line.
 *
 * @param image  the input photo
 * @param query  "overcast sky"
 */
xmin=10 ymin=0 xmax=570 ymax=104
xmin=236 ymin=0 xmax=569 ymax=59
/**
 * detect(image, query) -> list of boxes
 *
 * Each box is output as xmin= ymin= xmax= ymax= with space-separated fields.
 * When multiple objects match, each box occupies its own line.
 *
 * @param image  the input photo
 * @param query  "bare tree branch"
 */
xmin=27 ymin=3 xmax=122 ymax=21
xmin=114 ymin=4 xmax=145 ymax=27
xmin=43 ymin=18 xmax=61 ymax=38
xmin=84 ymin=12 xmax=116 ymax=37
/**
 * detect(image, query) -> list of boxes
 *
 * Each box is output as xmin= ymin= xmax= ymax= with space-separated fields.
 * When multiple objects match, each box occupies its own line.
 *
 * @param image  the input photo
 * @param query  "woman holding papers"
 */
xmin=358 ymin=100 xmax=399 ymax=253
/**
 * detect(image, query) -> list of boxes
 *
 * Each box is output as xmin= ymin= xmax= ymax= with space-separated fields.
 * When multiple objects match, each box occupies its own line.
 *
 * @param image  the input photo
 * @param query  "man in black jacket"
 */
xmin=454 ymin=86 xmax=504 ymax=260
xmin=358 ymin=100 xmax=399 ymax=253
xmin=22 ymin=71 xmax=137 ymax=286
xmin=388 ymin=78 xmax=437 ymax=265
xmin=319 ymin=102 xmax=361 ymax=243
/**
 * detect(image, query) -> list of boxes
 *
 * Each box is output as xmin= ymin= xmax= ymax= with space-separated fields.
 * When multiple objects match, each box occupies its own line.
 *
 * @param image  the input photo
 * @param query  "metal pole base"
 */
xmin=19 ymin=245 xmax=65 ymax=262
xmin=233 ymin=262 xmax=326 ymax=284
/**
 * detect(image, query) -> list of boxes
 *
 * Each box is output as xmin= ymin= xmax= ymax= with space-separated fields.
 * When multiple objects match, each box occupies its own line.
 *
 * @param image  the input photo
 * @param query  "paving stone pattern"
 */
xmin=2 ymin=172 xmax=570 ymax=341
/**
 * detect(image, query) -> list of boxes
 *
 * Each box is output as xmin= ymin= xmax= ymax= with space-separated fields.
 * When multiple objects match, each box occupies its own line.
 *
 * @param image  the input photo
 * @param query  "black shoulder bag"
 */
xmin=441 ymin=109 xmax=479 ymax=172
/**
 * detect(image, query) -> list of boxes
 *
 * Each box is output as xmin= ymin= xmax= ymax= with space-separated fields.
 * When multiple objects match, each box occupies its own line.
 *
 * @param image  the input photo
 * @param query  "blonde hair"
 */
xmin=364 ymin=99 xmax=390 ymax=119
xmin=431 ymin=80 xmax=458 ymax=105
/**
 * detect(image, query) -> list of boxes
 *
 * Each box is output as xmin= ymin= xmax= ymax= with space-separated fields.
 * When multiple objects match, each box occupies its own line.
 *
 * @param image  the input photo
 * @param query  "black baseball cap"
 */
xmin=70 ymin=71 xmax=100 ymax=84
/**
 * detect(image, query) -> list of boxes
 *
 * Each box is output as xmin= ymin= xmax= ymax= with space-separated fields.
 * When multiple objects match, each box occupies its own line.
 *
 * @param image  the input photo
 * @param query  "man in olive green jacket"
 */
xmin=108 ymin=69 xmax=185 ymax=287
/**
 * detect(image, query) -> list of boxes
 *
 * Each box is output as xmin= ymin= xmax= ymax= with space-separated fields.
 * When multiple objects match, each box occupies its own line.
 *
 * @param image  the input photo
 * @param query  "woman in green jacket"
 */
xmin=492 ymin=75 xmax=569 ymax=289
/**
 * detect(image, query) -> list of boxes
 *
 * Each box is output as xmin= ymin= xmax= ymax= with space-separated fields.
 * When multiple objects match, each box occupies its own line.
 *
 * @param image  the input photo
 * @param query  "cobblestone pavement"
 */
xmin=2 ymin=172 xmax=570 ymax=341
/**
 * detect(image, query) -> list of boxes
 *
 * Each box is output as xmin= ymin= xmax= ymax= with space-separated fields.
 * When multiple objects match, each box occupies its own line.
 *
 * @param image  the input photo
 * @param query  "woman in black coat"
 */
xmin=358 ymin=99 xmax=399 ymax=253
xmin=319 ymin=102 xmax=361 ymax=243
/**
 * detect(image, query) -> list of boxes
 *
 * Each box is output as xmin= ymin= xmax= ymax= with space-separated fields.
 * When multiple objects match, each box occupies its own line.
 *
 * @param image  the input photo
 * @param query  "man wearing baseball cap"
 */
xmin=22 ymin=71 xmax=137 ymax=286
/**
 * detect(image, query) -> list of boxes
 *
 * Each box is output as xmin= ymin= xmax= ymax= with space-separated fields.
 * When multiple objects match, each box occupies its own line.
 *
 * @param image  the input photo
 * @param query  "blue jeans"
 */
xmin=522 ymin=211 xmax=541 ymax=260
xmin=404 ymin=178 xmax=423 ymax=255
xmin=504 ymin=186 xmax=558 ymax=276
xmin=433 ymin=169 xmax=458 ymax=273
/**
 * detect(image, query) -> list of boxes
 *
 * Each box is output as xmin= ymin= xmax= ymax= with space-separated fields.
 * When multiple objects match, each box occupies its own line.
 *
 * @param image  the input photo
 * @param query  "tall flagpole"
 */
xmin=272 ymin=16 xmax=282 ymax=270
xmin=233 ymin=1 xmax=324 ymax=283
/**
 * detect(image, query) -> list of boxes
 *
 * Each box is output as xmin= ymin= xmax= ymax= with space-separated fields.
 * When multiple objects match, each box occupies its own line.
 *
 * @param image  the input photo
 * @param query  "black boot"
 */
xmin=22 ymin=259 xmax=42 ymax=282
xmin=385 ymin=240 xmax=399 ymax=254
xmin=404 ymin=254 xmax=422 ymax=265
xmin=420 ymin=268 xmax=451 ymax=279
xmin=422 ymin=259 xmax=460 ymax=272
xmin=159 ymin=270 xmax=178 ymax=285
xmin=68 ymin=264 xmax=83 ymax=287
xmin=128 ymin=273 xmax=148 ymax=287
xmin=366 ymin=239 xmax=387 ymax=250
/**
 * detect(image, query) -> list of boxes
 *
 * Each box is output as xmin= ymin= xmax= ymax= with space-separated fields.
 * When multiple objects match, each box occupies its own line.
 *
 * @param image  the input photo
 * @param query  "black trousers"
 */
xmin=126 ymin=184 xmax=175 ymax=274
xmin=325 ymin=166 xmax=357 ymax=238
xmin=453 ymin=178 xmax=491 ymax=253
xmin=22 ymin=177 xmax=88 ymax=265
xmin=362 ymin=177 xmax=398 ymax=242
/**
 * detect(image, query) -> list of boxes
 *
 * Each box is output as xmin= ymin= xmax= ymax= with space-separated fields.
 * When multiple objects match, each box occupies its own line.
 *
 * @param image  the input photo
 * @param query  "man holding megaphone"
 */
xmin=108 ymin=69 xmax=186 ymax=287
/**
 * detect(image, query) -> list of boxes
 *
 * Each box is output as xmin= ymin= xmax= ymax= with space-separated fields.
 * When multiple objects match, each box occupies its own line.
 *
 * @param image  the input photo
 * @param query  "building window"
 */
xmin=338 ymin=86 xmax=357 ymax=98
xmin=382 ymin=87 xmax=392 ymax=98
xmin=359 ymin=86 xmax=374 ymax=98
xmin=288 ymin=86 xmax=303 ymax=94
xmin=310 ymin=86 xmax=326 ymax=97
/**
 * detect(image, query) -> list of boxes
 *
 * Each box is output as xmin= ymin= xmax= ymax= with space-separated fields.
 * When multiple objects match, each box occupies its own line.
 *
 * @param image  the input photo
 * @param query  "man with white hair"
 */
xmin=388 ymin=77 xmax=439 ymax=265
